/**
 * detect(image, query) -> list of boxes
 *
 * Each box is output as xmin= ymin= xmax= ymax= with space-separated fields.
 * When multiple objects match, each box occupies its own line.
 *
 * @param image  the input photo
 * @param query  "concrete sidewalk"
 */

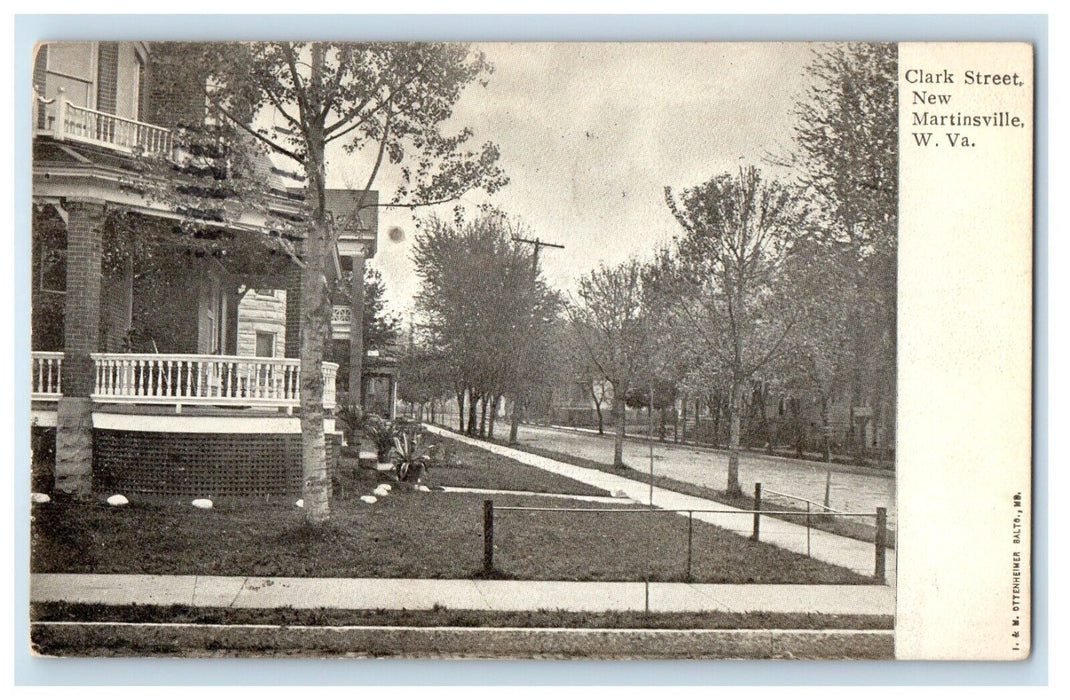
xmin=425 ymin=424 xmax=895 ymax=582
xmin=31 ymin=573 xmax=895 ymax=616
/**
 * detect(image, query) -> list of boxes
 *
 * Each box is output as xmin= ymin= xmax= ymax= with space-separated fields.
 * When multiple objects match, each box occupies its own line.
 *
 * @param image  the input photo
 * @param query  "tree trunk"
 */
xmin=821 ymin=395 xmax=831 ymax=462
xmin=456 ymin=389 xmax=466 ymax=433
xmin=726 ymin=379 xmax=745 ymax=496
xmin=758 ymin=383 xmax=774 ymax=455
xmin=299 ymin=49 xmax=331 ymax=524
xmin=479 ymin=392 xmax=489 ymax=437
xmin=612 ymin=391 xmax=626 ymax=468
xmin=488 ymin=394 xmax=499 ymax=439
xmin=591 ymin=384 xmax=605 ymax=435
xmin=508 ymin=397 xmax=520 ymax=444
xmin=680 ymin=392 xmax=688 ymax=444
xmin=710 ymin=395 xmax=722 ymax=448
xmin=467 ymin=390 xmax=479 ymax=436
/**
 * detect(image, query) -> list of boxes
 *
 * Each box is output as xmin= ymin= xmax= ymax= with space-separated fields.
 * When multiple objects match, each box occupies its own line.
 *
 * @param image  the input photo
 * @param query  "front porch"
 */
xmin=31 ymin=352 xmax=342 ymax=498
xmin=33 ymin=352 xmax=338 ymax=413
xmin=31 ymin=80 xmax=376 ymax=498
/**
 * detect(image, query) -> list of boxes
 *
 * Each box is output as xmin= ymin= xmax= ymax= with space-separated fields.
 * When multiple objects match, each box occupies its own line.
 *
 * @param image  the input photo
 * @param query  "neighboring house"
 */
xmin=236 ymin=289 xmax=287 ymax=359
xmin=546 ymin=374 xmax=894 ymax=458
xmin=29 ymin=41 xmax=381 ymax=497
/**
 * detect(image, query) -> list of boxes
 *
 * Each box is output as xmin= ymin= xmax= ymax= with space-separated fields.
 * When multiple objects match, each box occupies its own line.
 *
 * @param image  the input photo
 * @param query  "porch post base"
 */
xmin=55 ymin=397 xmax=94 ymax=495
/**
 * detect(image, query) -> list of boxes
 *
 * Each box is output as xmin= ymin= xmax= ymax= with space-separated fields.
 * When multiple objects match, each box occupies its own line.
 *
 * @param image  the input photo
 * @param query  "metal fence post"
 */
xmin=806 ymin=502 xmax=812 ymax=557
xmin=752 ymin=483 xmax=762 ymax=541
xmin=686 ymin=510 xmax=694 ymax=581
xmin=875 ymin=507 xmax=887 ymax=583
xmin=483 ymin=499 xmax=494 ymax=575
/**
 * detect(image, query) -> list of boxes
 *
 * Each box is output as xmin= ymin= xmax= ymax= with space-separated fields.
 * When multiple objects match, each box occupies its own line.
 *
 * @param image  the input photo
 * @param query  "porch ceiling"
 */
xmin=33 ymin=138 xmax=306 ymax=233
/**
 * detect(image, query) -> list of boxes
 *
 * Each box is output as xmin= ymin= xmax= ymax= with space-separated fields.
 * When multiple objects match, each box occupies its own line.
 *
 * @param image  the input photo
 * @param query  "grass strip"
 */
xmin=31 ymin=602 xmax=893 ymax=630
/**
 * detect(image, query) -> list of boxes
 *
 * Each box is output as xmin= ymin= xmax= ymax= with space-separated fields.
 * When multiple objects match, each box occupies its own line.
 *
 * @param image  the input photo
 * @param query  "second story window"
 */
xmin=96 ymin=42 xmax=119 ymax=115
xmin=42 ymin=42 xmax=95 ymax=110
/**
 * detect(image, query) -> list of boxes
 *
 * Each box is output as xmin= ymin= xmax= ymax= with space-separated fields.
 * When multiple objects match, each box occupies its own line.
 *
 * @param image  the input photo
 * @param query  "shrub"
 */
xmin=336 ymin=402 xmax=364 ymax=447
xmin=392 ymin=432 xmax=432 ymax=483
xmin=363 ymin=415 xmax=396 ymax=462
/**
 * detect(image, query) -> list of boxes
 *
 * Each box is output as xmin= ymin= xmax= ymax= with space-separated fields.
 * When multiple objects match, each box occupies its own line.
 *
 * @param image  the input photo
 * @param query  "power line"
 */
xmin=512 ymin=236 xmax=565 ymax=272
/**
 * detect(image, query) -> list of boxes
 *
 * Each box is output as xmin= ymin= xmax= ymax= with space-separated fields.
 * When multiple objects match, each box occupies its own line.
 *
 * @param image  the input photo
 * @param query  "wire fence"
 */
xmin=481 ymin=490 xmax=889 ymax=584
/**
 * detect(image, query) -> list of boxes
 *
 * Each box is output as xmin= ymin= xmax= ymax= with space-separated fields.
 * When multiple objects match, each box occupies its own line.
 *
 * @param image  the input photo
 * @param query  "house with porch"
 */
xmin=29 ymin=41 xmax=394 ymax=497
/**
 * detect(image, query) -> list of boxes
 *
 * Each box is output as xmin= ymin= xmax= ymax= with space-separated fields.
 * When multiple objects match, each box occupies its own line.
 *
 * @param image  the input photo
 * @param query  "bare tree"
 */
xmin=568 ymin=260 xmax=652 ymax=468
xmin=664 ymin=166 xmax=807 ymax=496
xmin=176 ymin=42 xmax=507 ymax=523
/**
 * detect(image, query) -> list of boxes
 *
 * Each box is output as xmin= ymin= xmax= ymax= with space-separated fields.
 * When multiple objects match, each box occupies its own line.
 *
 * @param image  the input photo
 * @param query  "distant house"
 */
xmin=29 ymin=41 xmax=388 ymax=497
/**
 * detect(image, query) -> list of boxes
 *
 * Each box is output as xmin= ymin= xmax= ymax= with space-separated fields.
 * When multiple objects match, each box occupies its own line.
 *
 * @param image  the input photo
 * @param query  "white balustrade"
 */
xmin=31 ymin=352 xmax=63 ymax=399
xmin=84 ymin=353 xmax=338 ymax=411
xmin=56 ymin=100 xmax=172 ymax=157
xmin=322 ymin=362 xmax=339 ymax=410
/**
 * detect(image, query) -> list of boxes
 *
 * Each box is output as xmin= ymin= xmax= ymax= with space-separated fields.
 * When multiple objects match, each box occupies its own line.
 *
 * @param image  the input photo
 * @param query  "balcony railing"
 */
xmin=29 ymin=352 xmax=338 ymax=411
xmin=31 ymin=352 xmax=64 ymax=399
xmin=45 ymin=93 xmax=173 ymax=157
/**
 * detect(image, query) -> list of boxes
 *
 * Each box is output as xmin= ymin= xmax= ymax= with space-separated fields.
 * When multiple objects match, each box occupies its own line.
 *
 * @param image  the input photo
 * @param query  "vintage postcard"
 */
xmin=25 ymin=39 xmax=1033 ymax=661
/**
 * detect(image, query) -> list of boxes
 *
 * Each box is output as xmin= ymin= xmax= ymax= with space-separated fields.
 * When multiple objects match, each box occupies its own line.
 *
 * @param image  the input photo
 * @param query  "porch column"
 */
xmin=348 ymin=254 xmax=365 ymax=406
xmin=388 ymin=372 xmax=397 ymax=420
xmin=56 ymin=198 xmax=105 ymax=495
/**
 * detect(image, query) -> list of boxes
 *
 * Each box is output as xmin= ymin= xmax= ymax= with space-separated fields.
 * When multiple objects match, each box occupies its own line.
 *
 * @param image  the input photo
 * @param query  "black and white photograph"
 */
xmin=23 ymin=37 xmax=1033 ymax=662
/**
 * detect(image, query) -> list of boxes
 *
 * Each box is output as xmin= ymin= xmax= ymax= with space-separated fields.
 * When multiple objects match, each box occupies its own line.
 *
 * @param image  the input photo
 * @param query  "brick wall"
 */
xmin=145 ymin=43 xmax=206 ymax=130
xmin=62 ymin=199 xmax=105 ymax=397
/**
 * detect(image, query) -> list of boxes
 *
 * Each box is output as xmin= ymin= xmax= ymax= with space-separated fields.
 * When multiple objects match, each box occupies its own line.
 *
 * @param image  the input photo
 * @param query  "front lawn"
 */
xmin=31 ymin=438 xmax=872 ymax=584
xmin=488 ymin=436 xmax=896 ymax=548
xmin=418 ymin=437 xmax=608 ymax=496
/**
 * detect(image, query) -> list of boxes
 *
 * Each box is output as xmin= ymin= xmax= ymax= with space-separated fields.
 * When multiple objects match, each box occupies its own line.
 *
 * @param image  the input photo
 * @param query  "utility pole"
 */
xmin=513 ymin=236 xmax=565 ymax=273
xmin=509 ymin=236 xmax=565 ymax=443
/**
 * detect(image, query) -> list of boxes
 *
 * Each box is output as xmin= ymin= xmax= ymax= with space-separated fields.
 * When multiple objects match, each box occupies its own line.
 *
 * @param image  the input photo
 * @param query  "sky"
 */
xmin=323 ymin=42 xmax=817 ymax=318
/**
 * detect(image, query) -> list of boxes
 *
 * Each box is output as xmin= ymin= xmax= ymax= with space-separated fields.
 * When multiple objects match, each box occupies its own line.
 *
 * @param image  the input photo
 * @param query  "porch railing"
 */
xmin=31 ymin=352 xmax=64 ymax=399
xmin=322 ymin=361 xmax=338 ymax=411
xmin=26 ymin=352 xmax=337 ymax=412
xmin=51 ymin=96 xmax=173 ymax=157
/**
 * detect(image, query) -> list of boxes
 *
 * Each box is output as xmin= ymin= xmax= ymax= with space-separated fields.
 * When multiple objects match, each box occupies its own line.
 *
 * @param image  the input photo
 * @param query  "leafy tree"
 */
xmin=664 ymin=166 xmax=808 ymax=496
xmin=412 ymin=210 xmax=558 ymax=439
xmin=788 ymin=42 xmax=897 ymax=457
xmin=164 ymin=42 xmax=507 ymax=523
xmin=397 ymin=342 xmax=452 ymax=421
xmin=568 ymin=259 xmax=653 ymax=468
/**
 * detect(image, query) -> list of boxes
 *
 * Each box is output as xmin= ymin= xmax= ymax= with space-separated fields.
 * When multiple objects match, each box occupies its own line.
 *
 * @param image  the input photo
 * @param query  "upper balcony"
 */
xmin=37 ymin=89 xmax=173 ymax=158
